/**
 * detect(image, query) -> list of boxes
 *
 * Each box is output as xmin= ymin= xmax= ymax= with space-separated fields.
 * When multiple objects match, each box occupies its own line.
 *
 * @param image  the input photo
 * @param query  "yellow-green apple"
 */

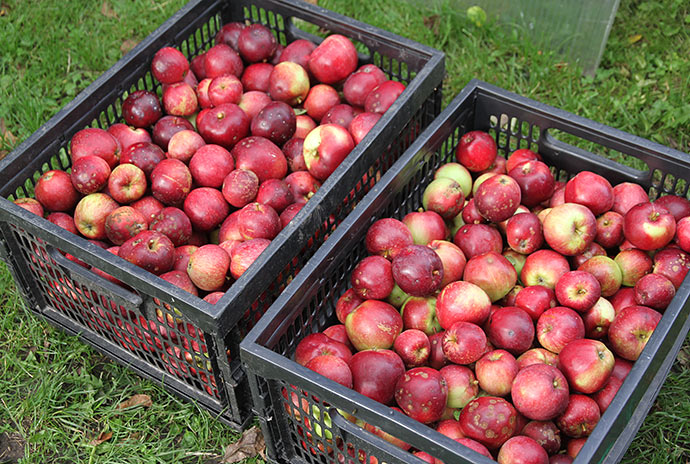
xmin=463 ymin=251 xmax=517 ymax=302
xmin=434 ymin=162 xmax=473 ymax=198
xmin=543 ymin=203 xmax=597 ymax=256
xmin=614 ymin=248 xmax=653 ymax=287
xmin=400 ymin=295 xmax=441 ymax=335
xmin=74 ymin=193 xmax=119 ymax=239
xmin=578 ymin=255 xmax=623 ymax=297
xmin=440 ymin=364 xmax=479 ymax=409
xmin=422 ymin=177 xmax=465 ymax=220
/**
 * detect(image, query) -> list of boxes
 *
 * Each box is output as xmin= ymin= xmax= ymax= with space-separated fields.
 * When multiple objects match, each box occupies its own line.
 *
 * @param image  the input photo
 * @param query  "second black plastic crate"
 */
xmin=240 ymin=79 xmax=690 ymax=463
xmin=0 ymin=0 xmax=444 ymax=430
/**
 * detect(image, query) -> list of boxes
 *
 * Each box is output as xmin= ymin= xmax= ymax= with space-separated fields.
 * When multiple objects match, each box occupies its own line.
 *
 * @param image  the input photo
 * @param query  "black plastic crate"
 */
xmin=240 ymin=79 xmax=690 ymax=463
xmin=0 ymin=0 xmax=444 ymax=430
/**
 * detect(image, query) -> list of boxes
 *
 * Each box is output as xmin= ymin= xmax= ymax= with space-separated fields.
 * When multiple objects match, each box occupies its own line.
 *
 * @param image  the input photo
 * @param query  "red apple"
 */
xmin=556 ymin=394 xmax=600 ymax=438
xmin=608 ymin=305 xmax=662 ymax=361
xmin=475 ymin=349 xmax=519 ymax=397
xmin=304 ymin=354 xmax=353 ymax=389
xmin=149 ymin=206 xmax=192 ymax=247
xmin=186 ymin=244 xmax=230 ymax=291
xmin=107 ymin=123 xmax=152 ymax=153
xmin=391 ymin=245 xmax=444 ymax=297
xmin=197 ymin=103 xmax=250 ymax=150
xmin=521 ymin=420 xmax=562 ymax=456
xmin=351 ymin=255 xmax=395 ymax=300
xmin=345 ymin=300 xmax=402 ymax=351
xmin=404 ymin=210 xmax=449 ymax=245
xmin=105 ymin=206 xmax=148 ymax=246
xmin=348 ymin=349 xmax=404 ymax=405
xmin=183 ymin=187 xmax=230 ymax=232
xmin=238 ymin=90 xmax=272 ymax=120
xmin=118 ymin=230 xmax=175 ymax=275
xmin=151 ymin=115 xmax=195 ymax=151
xmin=70 ymin=127 xmax=121 ymax=169
xmin=108 ymin=163 xmax=147 ymax=204
xmin=653 ymin=247 xmax=690 ymax=289
xmin=442 ymin=321 xmax=487 ymax=365
xmin=453 ymin=223 xmax=503 ymax=259
xmin=435 ymin=280 xmax=491 ymax=328
xmin=508 ymin=160 xmax=555 ymax=208
xmin=456 ymin=130 xmax=497 ymax=173
xmin=120 ymin=142 xmax=166 ymax=179
xmin=303 ymin=123 xmax=355 ymax=181
xmin=655 ymin=194 xmax=690 ymax=221
xmin=536 ymin=306 xmax=585 ymax=354
xmin=516 ymin=348 xmax=559 ymax=370
xmin=427 ymin=239 xmax=466 ymax=287
xmin=189 ymin=144 xmax=234 ymax=188
xmin=121 ymin=89 xmax=162 ymax=128
xmin=505 ymin=212 xmax=544 ymax=255
xmin=497 ymin=436 xmax=549 ymax=464
xmin=393 ymin=329 xmax=430 ymax=368
xmin=558 ymin=338 xmax=614 ymax=394
xmin=335 ymin=288 xmax=365 ymax=324
xmin=612 ymin=182 xmax=649 ymax=215
xmin=294 ymin=333 xmax=352 ymax=366
xmin=520 ymin=249 xmax=570 ymax=289
xmin=422 ymin=177 xmax=465 ymax=220
xmin=486 ymin=306 xmax=534 ymax=356
xmin=364 ymin=80 xmax=405 ymax=114
xmin=151 ymin=46 xmax=189 ymax=84
xmin=633 ymin=273 xmax=675 ymax=310
xmin=614 ymin=248 xmax=653 ymax=287
xmin=303 ymin=84 xmax=340 ymax=122
xmin=222 ymin=168 xmax=259 ymax=208
xmin=233 ymin=136 xmax=287 ymax=183
xmin=250 ymin=100 xmax=296 ymax=146
xmin=582 ymin=297 xmax=616 ymax=339
xmin=268 ymin=61 xmax=310 ymax=106
xmin=167 ymin=129 xmax=206 ymax=163
xmin=162 ymin=82 xmax=198 ymax=117
xmin=564 ymin=171 xmax=614 ymax=215
xmin=474 ymin=174 xmax=522 ymax=223
xmin=394 ymin=367 xmax=448 ymax=424
xmin=236 ymin=201 xmax=281 ymax=240
xmin=365 ymin=217 xmax=414 ymax=260
xmin=348 ymin=112 xmax=382 ymax=145
xmin=308 ymin=34 xmax=358 ymax=84
xmin=284 ymin=170 xmax=320 ymax=204
xmin=578 ymin=255 xmax=623 ymax=297
xmin=237 ymin=23 xmax=277 ymax=63
xmin=459 ymin=396 xmax=518 ymax=449
xmin=555 ymin=270 xmax=601 ymax=312
xmin=400 ymin=296 xmax=441 ymax=335
xmin=511 ymin=364 xmax=570 ymax=421
xmin=506 ymin=148 xmax=541 ymax=172
xmin=515 ymin=285 xmax=557 ymax=322
xmin=623 ymin=202 xmax=676 ymax=250
xmin=255 ymin=178 xmax=294 ymax=214
xmin=34 ymin=170 xmax=80 ymax=212
xmin=131 ymin=195 xmax=164 ymax=226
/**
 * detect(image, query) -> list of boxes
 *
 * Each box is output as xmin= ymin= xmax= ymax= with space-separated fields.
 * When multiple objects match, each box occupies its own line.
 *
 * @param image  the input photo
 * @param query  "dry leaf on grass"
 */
xmin=0 ymin=118 xmax=18 ymax=160
xmin=116 ymin=394 xmax=153 ymax=410
xmin=423 ymin=15 xmax=440 ymax=36
xmin=89 ymin=431 xmax=113 ymax=446
xmin=221 ymin=426 xmax=265 ymax=463
xmin=100 ymin=1 xmax=118 ymax=19
xmin=120 ymin=39 xmax=139 ymax=56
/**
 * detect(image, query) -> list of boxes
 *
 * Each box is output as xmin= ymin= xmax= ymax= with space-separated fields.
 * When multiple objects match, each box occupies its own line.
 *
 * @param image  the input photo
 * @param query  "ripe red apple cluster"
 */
xmin=291 ymin=130 xmax=690 ymax=463
xmin=15 ymin=21 xmax=408 ymax=305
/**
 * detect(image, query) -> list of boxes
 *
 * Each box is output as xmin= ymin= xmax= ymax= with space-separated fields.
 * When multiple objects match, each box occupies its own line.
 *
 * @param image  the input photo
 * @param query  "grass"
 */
xmin=1 ymin=0 xmax=689 ymax=463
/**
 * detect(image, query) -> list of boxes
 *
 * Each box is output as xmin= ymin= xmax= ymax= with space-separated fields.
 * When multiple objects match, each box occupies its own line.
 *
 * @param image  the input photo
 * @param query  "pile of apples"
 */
xmin=292 ymin=130 xmax=690 ymax=463
xmin=13 ymin=21 xmax=406 ymax=303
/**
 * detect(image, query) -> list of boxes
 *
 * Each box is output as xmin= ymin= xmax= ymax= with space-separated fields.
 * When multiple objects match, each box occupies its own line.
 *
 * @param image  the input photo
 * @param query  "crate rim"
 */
xmin=240 ymin=79 xmax=690 ymax=463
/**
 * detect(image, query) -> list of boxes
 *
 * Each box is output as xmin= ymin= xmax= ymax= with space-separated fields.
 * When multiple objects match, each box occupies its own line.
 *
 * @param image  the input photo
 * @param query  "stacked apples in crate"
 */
xmin=14 ymin=21 xmax=407 ymax=300
xmin=293 ymin=130 xmax=689 ymax=463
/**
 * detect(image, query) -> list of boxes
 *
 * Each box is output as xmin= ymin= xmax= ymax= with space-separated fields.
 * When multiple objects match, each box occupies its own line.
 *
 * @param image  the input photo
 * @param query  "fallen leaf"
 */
xmin=100 ymin=1 xmax=118 ymax=19
xmin=423 ymin=15 xmax=440 ymax=36
xmin=677 ymin=347 xmax=690 ymax=368
xmin=221 ymin=426 xmax=265 ymax=463
xmin=120 ymin=39 xmax=139 ymax=55
xmin=89 ymin=431 xmax=113 ymax=446
xmin=627 ymin=34 xmax=642 ymax=45
xmin=0 ymin=118 xmax=17 ymax=160
xmin=117 ymin=394 xmax=153 ymax=410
